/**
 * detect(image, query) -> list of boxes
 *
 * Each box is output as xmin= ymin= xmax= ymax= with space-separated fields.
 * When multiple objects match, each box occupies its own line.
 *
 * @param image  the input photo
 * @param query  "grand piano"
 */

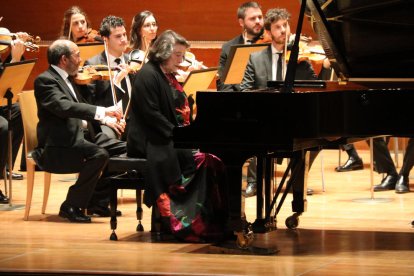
xmin=173 ymin=0 xmax=414 ymax=248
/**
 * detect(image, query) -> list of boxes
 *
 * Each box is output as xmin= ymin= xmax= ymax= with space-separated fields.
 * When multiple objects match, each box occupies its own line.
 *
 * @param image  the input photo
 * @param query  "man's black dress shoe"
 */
xmin=0 ymin=190 xmax=9 ymax=204
xmin=307 ymin=188 xmax=314 ymax=196
xmin=87 ymin=205 xmax=122 ymax=217
xmin=243 ymin=182 xmax=257 ymax=198
xmin=0 ymin=172 xmax=23 ymax=180
xmin=373 ymin=174 xmax=398 ymax=191
xmin=395 ymin=175 xmax=410 ymax=194
xmin=335 ymin=157 xmax=363 ymax=172
xmin=59 ymin=203 xmax=91 ymax=223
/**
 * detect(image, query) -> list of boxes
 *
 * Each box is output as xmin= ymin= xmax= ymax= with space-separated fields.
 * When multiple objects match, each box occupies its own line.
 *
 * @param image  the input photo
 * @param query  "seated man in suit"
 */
xmin=239 ymin=8 xmax=332 ymax=196
xmin=33 ymin=39 xmax=126 ymax=222
xmin=82 ymin=15 xmax=131 ymax=140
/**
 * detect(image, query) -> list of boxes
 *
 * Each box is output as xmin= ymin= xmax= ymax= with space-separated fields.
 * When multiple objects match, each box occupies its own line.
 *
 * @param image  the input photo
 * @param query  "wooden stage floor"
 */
xmin=1 ymin=149 xmax=414 ymax=275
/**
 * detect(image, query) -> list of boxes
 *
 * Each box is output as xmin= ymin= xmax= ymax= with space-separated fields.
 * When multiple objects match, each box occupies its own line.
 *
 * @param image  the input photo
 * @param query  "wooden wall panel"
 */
xmin=1 ymin=0 xmax=318 ymax=90
xmin=1 ymin=0 xmax=316 ymax=41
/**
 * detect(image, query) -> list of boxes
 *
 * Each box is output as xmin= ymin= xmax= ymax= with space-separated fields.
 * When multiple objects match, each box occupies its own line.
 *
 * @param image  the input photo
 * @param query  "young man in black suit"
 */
xmin=83 ymin=15 xmax=131 ymax=140
xmin=33 ymin=39 xmax=126 ymax=222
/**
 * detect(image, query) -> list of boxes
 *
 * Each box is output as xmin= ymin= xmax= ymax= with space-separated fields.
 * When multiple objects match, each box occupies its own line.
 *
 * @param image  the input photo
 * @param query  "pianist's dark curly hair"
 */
xmin=264 ymin=8 xmax=291 ymax=31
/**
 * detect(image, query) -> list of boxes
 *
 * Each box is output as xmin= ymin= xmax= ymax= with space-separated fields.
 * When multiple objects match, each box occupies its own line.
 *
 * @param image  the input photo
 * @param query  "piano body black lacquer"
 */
xmin=173 ymin=0 xmax=414 ymax=247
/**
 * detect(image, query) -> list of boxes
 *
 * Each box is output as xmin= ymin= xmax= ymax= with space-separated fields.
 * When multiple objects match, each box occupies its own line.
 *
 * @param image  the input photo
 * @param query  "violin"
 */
xmin=75 ymin=28 xmax=102 ymax=44
xmin=0 ymin=27 xmax=40 ymax=53
xmin=128 ymin=49 xmax=148 ymax=73
xmin=178 ymin=51 xmax=207 ymax=71
xmin=285 ymin=43 xmax=326 ymax=64
xmin=74 ymin=65 xmax=117 ymax=85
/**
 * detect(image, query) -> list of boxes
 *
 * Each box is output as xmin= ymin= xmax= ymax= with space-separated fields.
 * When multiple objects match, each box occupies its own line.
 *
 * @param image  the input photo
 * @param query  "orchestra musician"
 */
xmin=216 ymin=1 xmax=264 ymax=198
xmin=239 ymin=8 xmax=332 ymax=197
xmin=128 ymin=10 xmax=158 ymax=65
xmin=0 ymin=32 xmax=25 ymax=204
xmin=82 ymin=15 xmax=131 ymax=140
xmin=32 ymin=39 xmax=126 ymax=222
xmin=126 ymin=30 xmax=228 ymax=242
xmin=59 ymin=6 xmax=102 ymax=43
xmin=217 ymin=1 xmax=264 ymax=92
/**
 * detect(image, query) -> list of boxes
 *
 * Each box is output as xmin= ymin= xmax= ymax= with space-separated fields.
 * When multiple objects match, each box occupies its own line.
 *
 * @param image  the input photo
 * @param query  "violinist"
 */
xmin=240 ymin=8 xmax=333 ymax=198
xmin=128 ymin=10 xmax=158 ymax=66
xmin=33 ymin=39 xmax=126 ymax=221
xmin=240 ymin=8 xmax=331 ymax=91
xmin=59 ymin=6 xmax=102 ymax=43
xmin=82 ymin=15 xmax=131 ymax=139
xmin=217 ymin=1 xmax=264 ymax=92
xmin=0 ymin=27 xmax=25 ymax=200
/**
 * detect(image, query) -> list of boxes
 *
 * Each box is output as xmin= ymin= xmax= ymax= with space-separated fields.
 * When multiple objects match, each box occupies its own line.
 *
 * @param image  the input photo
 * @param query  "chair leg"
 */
xmin=136 ymin=189 xmax=144 ymax=232
xmin=24 ymin=161 xmax=36 ymax=221
xmin=109 ymin=188 xmax=118 ymax=241
xmin=42 ymin=172 xmax=51 ymax=214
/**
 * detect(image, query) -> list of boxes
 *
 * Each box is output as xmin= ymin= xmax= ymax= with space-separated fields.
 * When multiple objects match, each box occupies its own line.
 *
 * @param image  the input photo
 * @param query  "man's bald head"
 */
xmin=47 ymin=39 xmax=77 ymax=66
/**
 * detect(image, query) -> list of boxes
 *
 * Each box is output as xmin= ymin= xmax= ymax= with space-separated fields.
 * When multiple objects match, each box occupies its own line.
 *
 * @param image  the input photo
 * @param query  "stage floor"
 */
xmin=1 ymin=149 xmax=414 ymax=275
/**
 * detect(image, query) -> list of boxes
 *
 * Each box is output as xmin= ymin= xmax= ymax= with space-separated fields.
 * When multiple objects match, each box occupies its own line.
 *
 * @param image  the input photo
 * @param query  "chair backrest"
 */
xmin=19 ymin=90 xmax=38 ymax=156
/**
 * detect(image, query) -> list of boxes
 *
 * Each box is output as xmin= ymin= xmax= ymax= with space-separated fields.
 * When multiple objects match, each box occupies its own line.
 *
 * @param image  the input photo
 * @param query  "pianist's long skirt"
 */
xmin=152 ymin=150 xmax=228 ymax=243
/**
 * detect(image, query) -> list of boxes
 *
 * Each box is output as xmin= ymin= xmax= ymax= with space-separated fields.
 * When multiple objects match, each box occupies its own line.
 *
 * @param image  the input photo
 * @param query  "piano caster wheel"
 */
xmin=285 ymin=213 xmax=301 ymax=230
xmin=110 ymin=231 xmax=118 ymax=241
xmin=235 ymin=229 xmax=254 ymax=249
xmin=411 ymin=220 xmax=414 ymax=227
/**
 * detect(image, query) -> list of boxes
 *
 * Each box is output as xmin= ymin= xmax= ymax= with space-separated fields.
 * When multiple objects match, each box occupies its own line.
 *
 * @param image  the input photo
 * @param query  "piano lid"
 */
xmin=306 ymin=0 xmax=414 ymax=81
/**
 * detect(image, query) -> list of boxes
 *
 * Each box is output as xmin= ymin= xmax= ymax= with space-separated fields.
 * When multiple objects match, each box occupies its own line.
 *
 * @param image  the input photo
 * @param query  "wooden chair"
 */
xmin=19 ymin=90 xmax=52 ymax=221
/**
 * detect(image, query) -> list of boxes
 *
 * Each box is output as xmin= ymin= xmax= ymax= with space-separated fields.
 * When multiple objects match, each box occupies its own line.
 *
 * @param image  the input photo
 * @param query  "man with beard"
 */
xmin=216 ymin=2 xmax=264 ymax=197
xmin=239 ymin=8 xmax=332 ymax=197
xmin=217 ymin=1 xmax=264 ymax=92
xmin=33 ymin=39 xmax=126 ymax=222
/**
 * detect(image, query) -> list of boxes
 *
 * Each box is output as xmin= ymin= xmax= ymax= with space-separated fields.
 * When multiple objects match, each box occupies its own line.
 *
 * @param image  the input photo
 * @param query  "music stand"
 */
xmin=0 ymin=59 xmax=36 ymax=206
xmin=78 ymin=42 xmax=104 ymax=66
xmin=221 ymin=43 xmax=269 ymax=85
xmin=182 ymin=67 xmax=218 ymax=97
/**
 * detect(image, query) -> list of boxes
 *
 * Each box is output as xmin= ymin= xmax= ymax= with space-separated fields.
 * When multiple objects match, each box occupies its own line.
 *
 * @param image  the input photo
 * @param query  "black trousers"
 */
xmin=0 ymin=103 xmax=24 ymax=174
xmin=399 ymin=138 xmax=414 ymax=177
xmin=341 ymin=137 xmax=397 ymax=175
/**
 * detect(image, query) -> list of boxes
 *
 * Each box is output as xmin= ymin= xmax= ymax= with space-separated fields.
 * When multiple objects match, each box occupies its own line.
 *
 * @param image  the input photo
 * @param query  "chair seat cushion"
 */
xmin=107 ymin=153 xmax=147 ymax=173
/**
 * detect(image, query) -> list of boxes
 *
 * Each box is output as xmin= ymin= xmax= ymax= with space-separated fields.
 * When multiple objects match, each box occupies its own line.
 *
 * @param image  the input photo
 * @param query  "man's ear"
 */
xmin=238 ymin=18 xmax=244 ymax=29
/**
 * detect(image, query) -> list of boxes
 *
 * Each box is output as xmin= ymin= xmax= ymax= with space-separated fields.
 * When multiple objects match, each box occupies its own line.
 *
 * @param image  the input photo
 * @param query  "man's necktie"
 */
xmin=114 ymin=58 xmax=129 ymax=112
xmin=276 ymin=53 xmax=283 ymax=81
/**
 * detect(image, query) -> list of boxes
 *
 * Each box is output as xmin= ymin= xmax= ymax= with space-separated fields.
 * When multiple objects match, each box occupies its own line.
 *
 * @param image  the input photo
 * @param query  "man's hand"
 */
xmin=10 ymin=39 xmax=25 ymax=63
xmin=104 ymin=105 xmax=122 ymax=120
xmin=105 ymin=118 xmax=126 ymax=136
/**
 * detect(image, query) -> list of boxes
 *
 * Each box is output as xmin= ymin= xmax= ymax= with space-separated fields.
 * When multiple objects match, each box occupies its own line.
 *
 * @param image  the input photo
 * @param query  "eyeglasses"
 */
xmin=143 ymin=22 xmax=157 ymax=29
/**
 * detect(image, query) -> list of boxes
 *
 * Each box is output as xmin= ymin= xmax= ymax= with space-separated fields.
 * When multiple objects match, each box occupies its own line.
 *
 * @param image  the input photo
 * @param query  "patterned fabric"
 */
xmin=165 ymin=73 xmax=190 ymax=126
xmin=155 ymin=73 xmax=228 ymax=242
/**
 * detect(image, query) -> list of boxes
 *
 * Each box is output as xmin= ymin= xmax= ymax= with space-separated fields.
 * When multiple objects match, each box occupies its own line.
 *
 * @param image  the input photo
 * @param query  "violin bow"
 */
xmin=103 ymin=37 xmax=118 ymax=106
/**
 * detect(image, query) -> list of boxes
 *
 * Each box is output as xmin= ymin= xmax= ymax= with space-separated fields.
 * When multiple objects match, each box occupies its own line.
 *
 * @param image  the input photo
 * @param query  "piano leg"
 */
xmin=252 ymin=155 xmax=277 ymax=233
xmin=285 ymin=151 xmax=309 ymax=229
xmin=220 ymin=152 xmax=255 ymax=248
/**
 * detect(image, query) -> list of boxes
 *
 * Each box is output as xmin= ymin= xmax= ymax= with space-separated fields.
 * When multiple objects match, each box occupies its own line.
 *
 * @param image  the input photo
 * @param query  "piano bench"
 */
xmin=106 ymin=154 xmax=147 ymax=241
